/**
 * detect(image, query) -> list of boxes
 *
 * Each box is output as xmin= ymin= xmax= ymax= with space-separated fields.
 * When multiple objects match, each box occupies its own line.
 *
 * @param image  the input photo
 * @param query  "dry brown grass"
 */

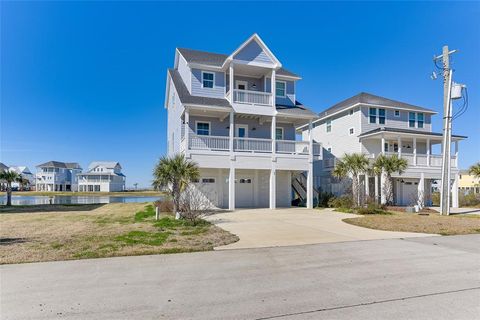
xmin=343 ymin=211 xmax=480 ymax=236
xmin=0 ymin=203 xmax=238 ymax=264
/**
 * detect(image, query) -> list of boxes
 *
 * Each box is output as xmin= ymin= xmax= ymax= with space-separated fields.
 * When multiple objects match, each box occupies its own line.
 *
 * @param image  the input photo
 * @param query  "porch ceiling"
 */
xmin=358 ymin=127 xmax=466 ymax=142
xmin=230 ymin=63 xmax=271 ymax=78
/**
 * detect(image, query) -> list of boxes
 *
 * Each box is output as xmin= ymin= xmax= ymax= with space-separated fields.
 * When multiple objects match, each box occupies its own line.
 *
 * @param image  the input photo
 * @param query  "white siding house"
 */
xmin=77 ymin=162 xmax=126 ymax=192
xmin=165 ymin=34 xmax=321 ymax=209
xmin=301 ymin=92 xmax=467 ymax=207
xmin=35 ymin=161 xmax=82 ymax=192
xmin=8 ymin=166 xmax=34 ymax=190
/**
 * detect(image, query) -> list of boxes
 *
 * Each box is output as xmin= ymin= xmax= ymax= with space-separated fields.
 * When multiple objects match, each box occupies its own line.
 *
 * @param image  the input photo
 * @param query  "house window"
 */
xmin=349 ymin=109 xmax=354 ymax=116
xmin=393 ymin=143 xmax=399 ymax=152
xmin=327 ymin=147 xmax=332 ymax=152
xmin=369 ymin=108 xmax=377 ymax=124
xmin=201 ymin=178 xmax=215 ymax=183
xmin=349 ymin=127 xmax=354 ymax=135
xmin=275 ymin=127 xmax=284 ymax=140
xmin=239 ymin=178 xmax=252 ymax=184
xmin=378 ymin=108 xmax=386 ymax=124
xmin=326 ymin=119 xmax=332 ymax=132
xmin=384 ymin=143 xmax=389 ymax=152
xmin=196 ymin=122 xmax=210 ymax=136
xmin=202 ymin=72 xmax=214 ymax=88
xmin=394 ymin=110 xmax=400 ymax=117
xmin=417 ymin=113 xmax=424 ymax=128
xmin=276 ymin=81 xmax=286 ymax=97
xmin=409 ymin=112 xmax=416 ymax=127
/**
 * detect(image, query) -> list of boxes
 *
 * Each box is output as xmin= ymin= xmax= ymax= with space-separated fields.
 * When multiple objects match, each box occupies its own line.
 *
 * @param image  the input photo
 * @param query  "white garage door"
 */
xmin=236 ymin=176 xmax=254 ymax=208
xmin=399 ymin=181 xmax=418 ymax=206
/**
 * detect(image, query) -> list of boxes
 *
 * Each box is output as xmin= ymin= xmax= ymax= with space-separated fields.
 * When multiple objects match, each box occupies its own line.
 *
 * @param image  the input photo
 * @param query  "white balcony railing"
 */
xmin=232 ymin=89 xmax=272 ymax=106
xmin=185 ymin=134 xmax=320 ymax=156
xmin=381 ymin=152 xmax=457 ymax=168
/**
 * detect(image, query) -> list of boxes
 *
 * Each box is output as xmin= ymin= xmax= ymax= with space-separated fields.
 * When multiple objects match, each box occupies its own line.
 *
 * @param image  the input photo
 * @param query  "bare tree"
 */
xmin=179 ymin=185 xmax=215 ymax=224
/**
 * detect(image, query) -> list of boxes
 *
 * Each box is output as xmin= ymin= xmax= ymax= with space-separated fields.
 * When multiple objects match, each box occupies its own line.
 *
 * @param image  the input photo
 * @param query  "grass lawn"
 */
xmin=343 ymin=211 xmax=480 ymax=236
xmin=0 ymin=203 xmax=238 ymax=264
xmin=3 ymin=191 xmax=164 ymax=197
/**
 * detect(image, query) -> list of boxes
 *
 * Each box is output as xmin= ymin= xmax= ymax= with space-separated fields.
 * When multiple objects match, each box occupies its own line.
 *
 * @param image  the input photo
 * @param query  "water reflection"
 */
xmin=1 ymin=195 xmax=164 ymax=206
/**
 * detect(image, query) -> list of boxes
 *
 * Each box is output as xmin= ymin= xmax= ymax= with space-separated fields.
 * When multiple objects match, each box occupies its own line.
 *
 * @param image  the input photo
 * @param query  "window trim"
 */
xmin=195 ymin=121 xmax=211 ymax=136
xmin=275 ymin=127 xmax=284 ymax=140
xmin=326 ymin=119 xmax=332 ymax=133
xmin=201 ymin=71 xmax=215 ymax=89
xmin=369 ymin=107 xmax=377 ymax=124
xmin=275 ymin=80 xmax=286 ymax=98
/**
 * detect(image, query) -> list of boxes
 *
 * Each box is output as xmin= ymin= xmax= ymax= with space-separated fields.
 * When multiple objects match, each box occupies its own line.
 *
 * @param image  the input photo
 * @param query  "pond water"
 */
xmin=1 ymin=195 xmax=164 ymax=206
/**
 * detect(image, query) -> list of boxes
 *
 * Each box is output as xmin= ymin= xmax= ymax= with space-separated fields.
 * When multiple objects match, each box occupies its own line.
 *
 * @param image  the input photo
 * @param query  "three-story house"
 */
xmin=165 ymin=34 xmax=321 ymax=209
xmin=302 ymin=92 xmax=466 ymax=207
xmin=35 ymin=161 xmax=82 ymax=192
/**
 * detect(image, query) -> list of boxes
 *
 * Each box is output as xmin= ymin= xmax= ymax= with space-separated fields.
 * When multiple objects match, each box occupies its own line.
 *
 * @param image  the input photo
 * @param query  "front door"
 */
xmin=236 ymin=124 xmax=248 ymax=138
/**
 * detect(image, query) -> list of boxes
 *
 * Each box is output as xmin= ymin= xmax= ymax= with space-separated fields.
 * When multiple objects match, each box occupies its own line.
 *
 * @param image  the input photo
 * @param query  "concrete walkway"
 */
xmin=430 ymin=206 xmax=480 ymax=215
xmin=206 ymin=208 xmax=436 ymax=250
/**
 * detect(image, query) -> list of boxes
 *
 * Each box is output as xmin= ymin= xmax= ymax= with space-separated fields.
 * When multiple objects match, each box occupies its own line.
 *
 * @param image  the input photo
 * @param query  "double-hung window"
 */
xmin=409 ymin=112 xmax=416 ymax=128
xmin=369 ymin=108 xmax=377 ymax=124
xmin=326 ymin=119 xmax=332 ymax=132
xmin=276 ymin=81 xmax=286 ymax=97
xmin=417 ymin=113 xmax=424 ymax=128
xmin=196 ymin=122 xmax=210 ymax=136
xmin=275 ymin=127 xmax=284 ymax=140
xmin=202 ymin=72 xmax=214 ymax=88
xmin=378 ymin=108 xmax=386 ymax=124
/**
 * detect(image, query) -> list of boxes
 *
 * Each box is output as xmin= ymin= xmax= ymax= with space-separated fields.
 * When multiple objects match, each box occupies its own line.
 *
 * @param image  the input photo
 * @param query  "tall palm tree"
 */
xmin=152 ymin=154 xmax=199 ymax=218
xmin=469 ymin=162 xmax=480 ymax=179
xmin=0 ymin=171 xmax=21 ymax=206
xmin=332 ymin=153 xmax=370 ymax=207
xmin=372 ymin=154 xmax=408 ymax=205
xmin=16 ymin=176 xmax=30 ymax=191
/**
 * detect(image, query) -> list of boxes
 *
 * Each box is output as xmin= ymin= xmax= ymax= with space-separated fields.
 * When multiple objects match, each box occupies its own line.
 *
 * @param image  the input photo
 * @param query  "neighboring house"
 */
xmin=35 ymin=161 xmax=82 ymax=192
xmin=0 ymin=162 xmax=9 ymax=191
xmin=8 ymin=166 xmax=35 ymax=190
xmin=165 ymin=34 xmax=321 ymax=209
xmin=458 ymin=170 xmax=480 ymax=194
xmin=302 ymin=92 xmax=467 ymax=207
xmin=77 ymin=162 xmax=126 ymax=192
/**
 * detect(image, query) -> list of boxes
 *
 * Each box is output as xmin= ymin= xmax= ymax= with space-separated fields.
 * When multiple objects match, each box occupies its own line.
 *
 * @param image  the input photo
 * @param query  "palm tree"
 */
xmin=16 ymin=176 xmax=30 ymax=191
xmin=372 ymin=154 xmax=408 ymax=205
xmin=332 ymin=153 xmax=370 ymax=207
xmin=0 ymin=171 xmax=21 ymax=206
xmin=469 ymin=162 xmax=480 ymax=179
xmin=152 ymin=154 xmax=199 ymax=219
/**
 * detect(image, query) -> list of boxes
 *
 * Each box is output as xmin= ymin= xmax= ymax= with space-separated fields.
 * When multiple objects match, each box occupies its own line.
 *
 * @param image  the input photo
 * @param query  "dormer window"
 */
xmin=276 ymin=81 xmax=286 ymax=97
xmin=202 ymin=72 xmax=214 ymax=88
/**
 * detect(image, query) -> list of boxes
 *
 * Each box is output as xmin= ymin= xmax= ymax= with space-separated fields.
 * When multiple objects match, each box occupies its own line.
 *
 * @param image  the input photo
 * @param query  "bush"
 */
xmin=431 ymin=192 xmax=440 ymax=206
xmin=328 ymin=195 xmax=353 ymax=209
xmin=154 ymin=200 xmax=174 ymax=213
xmin=317 ymin=192 xmax=335 ymax=208
xmin=357 ymin=202 xmax=390 ymax=215
xmin=459 ymin=192 xmax=480 ymax=207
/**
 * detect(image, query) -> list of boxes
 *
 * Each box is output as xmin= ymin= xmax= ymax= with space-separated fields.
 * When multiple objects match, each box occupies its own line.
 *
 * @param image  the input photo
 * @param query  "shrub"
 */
xmin=357 ymin=202 xmax=390 ymax=215
xmin=431 ymin=192 xmax=440 ymax=206
xmin=459 ymin=192 xmax=480 ymax=207
xmin=154 ymin=200 xmax=174 ymax=213
xmin=328 ymin=195 xmax=353 ymax=209
xmin=317 ymin=192 xmax=335 ymax=208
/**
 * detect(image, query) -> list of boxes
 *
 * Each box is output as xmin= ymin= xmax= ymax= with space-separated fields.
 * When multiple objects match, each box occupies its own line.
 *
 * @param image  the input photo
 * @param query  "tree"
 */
xmin=469 ymin=162 xmax=480 ymax=179
xmin=332 ymin=153 xmax=369 ymax=207
xmin=17 ymin=176 xmax=30 ymax=191
xmin=133 ymin=183 xmax=138 ymax=191
xmin=372 ymin=154 xmax=408 ymax=205
xmin=152 ymin=154 xmax=199 ymax=219
xmin=0 ymin=171 xmax=21 ymax=206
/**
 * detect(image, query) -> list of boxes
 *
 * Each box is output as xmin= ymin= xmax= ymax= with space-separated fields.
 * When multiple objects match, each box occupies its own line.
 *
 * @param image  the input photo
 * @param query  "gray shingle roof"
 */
xmin=319 ymin=92 xmax=436 ymax=118
xmin=358 ymin=127 xmax=467 ymax=139
xmin=176 ymin=48 xmax=300 ymax=78
xmin=0 ymin=163 xmax=8 ymax=171
xmin=276 ymin=102 xmax=318 ymax=118
xmin=88 ymin=161 xmax=120 ymax=170
xmin=168 ymin=69 xmax=232 ymax=108
xmin=37 ymin=161 xmax=82 ymax=169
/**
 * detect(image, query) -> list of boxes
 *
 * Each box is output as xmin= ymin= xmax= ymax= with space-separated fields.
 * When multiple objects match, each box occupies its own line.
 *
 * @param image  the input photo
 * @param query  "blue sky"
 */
xmin=1 ymin=1 xmax=479 ymax=188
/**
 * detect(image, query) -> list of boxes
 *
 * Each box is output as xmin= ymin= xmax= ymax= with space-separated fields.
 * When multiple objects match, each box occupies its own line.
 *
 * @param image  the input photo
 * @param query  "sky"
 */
xmin=1 ymin=1 xmax=479 ymax=188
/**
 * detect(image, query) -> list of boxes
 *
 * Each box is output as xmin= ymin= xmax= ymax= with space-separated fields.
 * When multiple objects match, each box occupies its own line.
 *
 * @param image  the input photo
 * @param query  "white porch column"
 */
xmin=365 ymin=174 xmax=370 ymax=197
xmin=381 ymin=135 xmax=385 ymax=155
xmin=397 ymin=136 xmax=402 ymax=157
xmin=269 ymin=168 xmax=276 ymax=209
xmin=452 ymin=174 xmax=459 ymax=208
xmin=229 ymin=63 xmax=234 ymax=103
xmin=184 ymin=109 xmax=189 ymax=157
xmin=306 ymin=120 xmax=314 ymax=209
xmin=413 ymin=137 xmax=417 ymax=166
xmin=426 ymin=138 xmax=431 ymax=166
xmin=418 ymin=172 xmax=425 ymax=209
xmin=229 ymin=111 xmax=234 ymax=155
xmin=374 ymin=175 xmax=379 ymax=203
xmin=228 ymin=166 xmax=235 ymax=211
xmin=271 ymin=115 xmax=276 ymax=156
xmin=271 ymin=69 xmax=276 ymax=107
xmin=380 ymin=171 xmax=387 ymax=205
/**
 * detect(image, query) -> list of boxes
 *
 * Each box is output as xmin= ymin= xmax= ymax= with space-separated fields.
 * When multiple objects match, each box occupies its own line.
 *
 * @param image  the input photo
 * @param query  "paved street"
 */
xmin=206 ymin=208 xmax=435 ymax=249
xmin=1 ymin=235 xmax=479 ymax=320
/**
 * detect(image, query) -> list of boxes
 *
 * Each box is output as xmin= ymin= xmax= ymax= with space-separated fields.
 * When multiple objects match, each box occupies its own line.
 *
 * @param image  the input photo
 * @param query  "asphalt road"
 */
xmin=1 ymin=235 xmax=479 ymax=320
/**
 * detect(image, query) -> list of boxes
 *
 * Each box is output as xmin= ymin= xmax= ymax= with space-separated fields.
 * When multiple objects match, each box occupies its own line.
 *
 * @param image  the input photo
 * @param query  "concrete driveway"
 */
xmin=206 ymin=208 xmax=436 ymax=250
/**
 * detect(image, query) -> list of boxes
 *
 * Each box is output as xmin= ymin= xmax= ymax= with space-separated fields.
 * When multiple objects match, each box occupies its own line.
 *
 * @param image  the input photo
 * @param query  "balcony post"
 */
xmin=397 ymin=136 xmax=402 ymax=157
xmin=306 ymin=120 xmax=314 ymax=209
xmin=381 ymin=135 xmax=385 ymax=155
xmin=413 ymin=137 xmax=417 ymax=166
xmin=271 ymin=69 xmax=276 ymax=107
xmin=229 ymin=63 xmax=234 ymax=103
xmin=229 ymin=111 xmax=234 ymax=156
xmin=426 ymin=138 xmax=431 ymax=166
xmin=271 ymin=115 xmax=276 ymax=157
xmin=454 ymin=140 xmax=459 ymax=168
xmin=184 ymin=109 xmax=190 ymax=157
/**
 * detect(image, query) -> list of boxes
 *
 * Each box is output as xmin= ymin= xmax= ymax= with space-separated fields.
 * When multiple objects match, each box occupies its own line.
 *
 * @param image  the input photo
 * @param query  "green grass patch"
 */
xmin=134 ymin=205 xmax=156 ymax=222
xmin=115 ymin=231 xmax=169 ymax=246
xmin=180 ymin=227 xmax=209 ymax=236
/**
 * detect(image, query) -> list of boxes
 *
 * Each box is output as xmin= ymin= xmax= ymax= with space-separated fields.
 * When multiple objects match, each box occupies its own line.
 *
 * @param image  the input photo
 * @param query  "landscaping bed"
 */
xmin=0 ymin=203 xmax=238 ymax=264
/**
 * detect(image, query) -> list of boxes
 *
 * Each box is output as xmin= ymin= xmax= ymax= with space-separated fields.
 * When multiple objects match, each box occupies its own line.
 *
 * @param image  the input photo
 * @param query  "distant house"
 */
xmin=0 ymin=162 xmax=9 ymax=191
xmin=77 ymin=162 xmax=126 ymax=192
xmin=458 ymin=170 xmax=480 ymax=194
xmin=35 ymin=161 xmax=82 ymax=192
xmin=9 ymin=166 xmax=35 ymax=190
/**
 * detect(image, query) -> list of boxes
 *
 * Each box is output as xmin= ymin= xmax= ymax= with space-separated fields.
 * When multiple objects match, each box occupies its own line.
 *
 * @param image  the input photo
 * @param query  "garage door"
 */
xmin=399 ymin=181 xmax=418 ymax=206
xmin=236 ymin=176 xmax=254 ymax=208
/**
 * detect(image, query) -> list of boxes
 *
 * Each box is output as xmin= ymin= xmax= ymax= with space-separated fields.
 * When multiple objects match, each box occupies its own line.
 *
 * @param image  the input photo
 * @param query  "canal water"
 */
xmin=0 ymin=195 xmax=164 ymax=206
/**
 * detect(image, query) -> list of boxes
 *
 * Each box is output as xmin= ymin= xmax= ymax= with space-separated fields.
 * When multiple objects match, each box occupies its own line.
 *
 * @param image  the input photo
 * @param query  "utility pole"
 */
xmin=435 ymin=46 xmax=456 ymax=215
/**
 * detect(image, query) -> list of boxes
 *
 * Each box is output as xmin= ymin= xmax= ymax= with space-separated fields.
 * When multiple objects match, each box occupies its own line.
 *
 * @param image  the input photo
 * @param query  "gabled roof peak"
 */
xmin=224 ymin=33 xmax=282 ymax=68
